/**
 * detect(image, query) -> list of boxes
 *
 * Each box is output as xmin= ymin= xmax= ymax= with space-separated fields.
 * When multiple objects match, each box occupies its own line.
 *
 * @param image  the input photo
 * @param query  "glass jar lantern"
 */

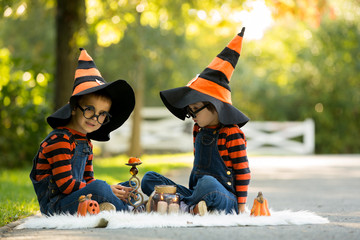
xmin=147 ymin=185 xmax=180 ymax=214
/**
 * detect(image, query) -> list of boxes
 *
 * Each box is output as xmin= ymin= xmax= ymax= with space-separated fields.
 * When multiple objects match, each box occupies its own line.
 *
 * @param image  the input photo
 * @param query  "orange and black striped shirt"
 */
xmin=35 ymin=127 xmax=95 ymax=194
xmin=193 ymin=124 xmax=250 ymax=204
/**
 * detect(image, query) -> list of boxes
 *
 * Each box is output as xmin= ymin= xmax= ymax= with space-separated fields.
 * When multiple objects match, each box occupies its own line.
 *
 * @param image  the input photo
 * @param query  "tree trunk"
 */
xmin=55 ymin=0 xmax=86 ymax=110
xmin=128 ymin=12 xmax=144 ymax=157
xmin=128 ymin=61 xmax=144 ymax=157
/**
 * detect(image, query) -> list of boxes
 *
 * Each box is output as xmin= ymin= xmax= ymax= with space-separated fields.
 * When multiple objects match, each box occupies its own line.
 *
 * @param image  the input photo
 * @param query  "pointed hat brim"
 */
xmin=47 ymin=48 xmax=135 ymax=141
xmin=160 ymin=86 xmax=249 ymax=127
xmin=160 ymin=27 xmax=249 ymax=127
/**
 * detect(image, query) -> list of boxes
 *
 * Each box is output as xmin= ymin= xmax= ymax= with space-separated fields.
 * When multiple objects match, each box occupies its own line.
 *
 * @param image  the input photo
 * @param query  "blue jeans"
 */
xmin=141 ymin=171 xmax=238 ymax=214
xmin=142 ymin=127 xmax=239 ymax=214
xmin=55 ymin=180 xmax=129 ymax=214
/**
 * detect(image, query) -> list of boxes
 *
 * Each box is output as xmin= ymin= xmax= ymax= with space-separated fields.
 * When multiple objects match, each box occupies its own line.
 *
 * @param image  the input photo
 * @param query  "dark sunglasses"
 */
xmin=185 ymin=103 xmax=210 ymax=118
xmin=77 ymin=104 xmax=112 ymax=125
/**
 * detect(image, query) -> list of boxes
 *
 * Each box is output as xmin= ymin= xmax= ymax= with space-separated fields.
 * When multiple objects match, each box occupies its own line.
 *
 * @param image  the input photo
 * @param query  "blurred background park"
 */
xmin=0 ymin=0 xmax=359 ymax=226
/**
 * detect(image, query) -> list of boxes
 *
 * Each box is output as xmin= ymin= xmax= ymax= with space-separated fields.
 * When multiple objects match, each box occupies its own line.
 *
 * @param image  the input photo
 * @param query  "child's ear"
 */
xmin=71 ymin=106 xmax=77 ymax=115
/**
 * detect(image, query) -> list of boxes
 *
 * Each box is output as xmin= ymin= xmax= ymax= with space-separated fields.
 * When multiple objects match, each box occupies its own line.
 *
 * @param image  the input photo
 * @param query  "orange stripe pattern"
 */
xmin=72 ymin=81 xmax=104 ymax=96
xmin=35 ymin=127 xmax=95 ymax=194
xmin=74 ymin=68 xmax=102 ymax=80
xmin=227 ymin=33 xmax=244 ymax=55
xmin=193 ymin=123 xmax=250 ymax=204
xmin=186 ymin=27 xmax=245 ymax=105
xmin=207 ymin=57 xmax=235 ymax=82
xmin=188 ymin=76 xmax=232 ymax=104
xmin=72 ymin=48 xmax=106 ymax=96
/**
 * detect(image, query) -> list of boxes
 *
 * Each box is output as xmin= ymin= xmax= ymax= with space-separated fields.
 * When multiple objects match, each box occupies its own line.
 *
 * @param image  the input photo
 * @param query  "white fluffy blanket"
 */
xmin=17 ymin=209 xmax=329 ymax=229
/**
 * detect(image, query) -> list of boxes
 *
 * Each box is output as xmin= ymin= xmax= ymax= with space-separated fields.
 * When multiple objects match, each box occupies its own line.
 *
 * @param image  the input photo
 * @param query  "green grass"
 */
xmin=0 ymin=153 xmax=192 ymax=227
xmin=0 ymin=168 xmax=39 ymax=226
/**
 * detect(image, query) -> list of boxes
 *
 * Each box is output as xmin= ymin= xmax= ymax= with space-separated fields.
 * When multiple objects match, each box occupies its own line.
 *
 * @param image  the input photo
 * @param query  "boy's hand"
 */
xmin=110 ymin=185 xmax=133 ymax=202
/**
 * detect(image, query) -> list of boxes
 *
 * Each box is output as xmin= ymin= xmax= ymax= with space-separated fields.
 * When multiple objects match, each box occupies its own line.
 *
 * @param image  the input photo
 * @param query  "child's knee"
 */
xmin=142 ymin=171 xmax=160 ymax=180
xmin=89 ymin=179 xmax=108 ymax=187
xmin=87 ymin=180 xmax=112 ymax=195
xmin=141 ymin=171 xmax=160 ymax=196
xmin=197 ymin=175 xmax=218 ymax=188
xmin=141 ymin=171 xmax=160 ymax=187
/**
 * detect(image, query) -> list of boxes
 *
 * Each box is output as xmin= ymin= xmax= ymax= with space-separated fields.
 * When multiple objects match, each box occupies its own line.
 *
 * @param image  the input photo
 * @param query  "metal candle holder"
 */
xmin=125 ymin=161 xmax=144 ymax=212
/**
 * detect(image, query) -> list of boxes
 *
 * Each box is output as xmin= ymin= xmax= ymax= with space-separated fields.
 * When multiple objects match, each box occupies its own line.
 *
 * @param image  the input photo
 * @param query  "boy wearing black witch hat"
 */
xmin=30 ymin=48 xmax=136 ymax=215
xmin=141 ymin=28 xmax=251 ymax=215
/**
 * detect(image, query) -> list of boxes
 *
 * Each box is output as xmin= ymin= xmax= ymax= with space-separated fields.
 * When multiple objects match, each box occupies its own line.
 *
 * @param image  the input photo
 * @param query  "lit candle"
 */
xmin=157 ymin=201 xmax=168 ymax=214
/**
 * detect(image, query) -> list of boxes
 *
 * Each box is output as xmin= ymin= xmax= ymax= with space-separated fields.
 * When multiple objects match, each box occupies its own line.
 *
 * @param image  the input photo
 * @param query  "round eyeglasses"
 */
xmin=77 ymin=104 xmax=112 ymax=125
xmin=185 ymin=103 xmax=210 ymax=118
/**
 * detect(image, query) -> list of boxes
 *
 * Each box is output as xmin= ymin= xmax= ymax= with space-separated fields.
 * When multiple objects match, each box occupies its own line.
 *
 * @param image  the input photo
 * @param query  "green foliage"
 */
xmin=296 ymin=20 xmax=360 ymax=153
xmin=0 ymin=49 xmax=51 ymax=168
xmin=87 ymin=0 xmax=239 ymax=106
xmin=233 ymin=1 xmax=360 ymax=153
xmin=0 ymin=0 xmax=54 ymax=168
xmin=0 ymin=0 xmax=359 ymax=168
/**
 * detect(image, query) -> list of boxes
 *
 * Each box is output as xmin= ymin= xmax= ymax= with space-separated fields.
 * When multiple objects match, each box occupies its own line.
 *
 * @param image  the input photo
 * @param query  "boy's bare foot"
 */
xmin=190 ymin=200 xmax=207 ymax=216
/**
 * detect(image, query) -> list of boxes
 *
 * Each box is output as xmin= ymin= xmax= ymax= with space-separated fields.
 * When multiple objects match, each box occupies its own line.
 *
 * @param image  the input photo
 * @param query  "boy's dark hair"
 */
xmin=204 ymin=101 xmax=217 ymax=113
xmin=70 ymin=90 xmax=112 ymax=109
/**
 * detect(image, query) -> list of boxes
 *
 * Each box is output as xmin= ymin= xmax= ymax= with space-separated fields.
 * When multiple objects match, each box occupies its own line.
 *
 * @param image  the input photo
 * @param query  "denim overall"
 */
xmin=30 ymin=128 xmax=129 ymax=215
xmin=141 ymin=127 xmax=238 ymax=213
xmin=189 ymin=127 xmax=236 ymax=194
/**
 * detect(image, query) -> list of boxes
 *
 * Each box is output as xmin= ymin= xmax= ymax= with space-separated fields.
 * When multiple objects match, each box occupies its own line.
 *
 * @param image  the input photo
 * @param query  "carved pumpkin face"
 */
xmin=86 ymin=200 xmax=100 ymax=214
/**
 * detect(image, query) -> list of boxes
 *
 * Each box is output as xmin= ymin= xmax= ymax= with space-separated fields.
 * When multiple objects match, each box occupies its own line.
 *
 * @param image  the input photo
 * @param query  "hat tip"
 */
xmin=239 ymin=27 xmax=245 ymax=37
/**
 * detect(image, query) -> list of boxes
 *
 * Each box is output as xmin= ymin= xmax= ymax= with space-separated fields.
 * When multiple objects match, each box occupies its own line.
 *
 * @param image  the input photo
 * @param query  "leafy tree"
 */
xmin=296 ymin=20 xmax=360 ymax=153
xmin=234 ymin=0 xmax=360 ymax=153
xmin=0 ymin=49 xmax=50 ymax=168
xmin=0 ymin=0 xmax=359 ymax=169
xmin=85 ymin=0 xmax=249 ymax=156
xmin=0 ymin=0 xmax=54 ymax=168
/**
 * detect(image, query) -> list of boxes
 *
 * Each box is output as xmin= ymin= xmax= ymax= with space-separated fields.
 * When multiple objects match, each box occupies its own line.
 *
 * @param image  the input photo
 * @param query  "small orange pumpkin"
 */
xmin=250 ymin=192 xmax=271 ymax=216
xmin=77 ymin=193 xmax=100 ymax=216
xmin=128 ymin=157 xmax=142 ymax=164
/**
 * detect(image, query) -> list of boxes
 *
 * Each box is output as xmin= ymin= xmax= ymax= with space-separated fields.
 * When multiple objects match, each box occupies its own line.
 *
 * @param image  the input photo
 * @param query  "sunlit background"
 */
xmin=0 ymin=0 xmax=359 ymax=168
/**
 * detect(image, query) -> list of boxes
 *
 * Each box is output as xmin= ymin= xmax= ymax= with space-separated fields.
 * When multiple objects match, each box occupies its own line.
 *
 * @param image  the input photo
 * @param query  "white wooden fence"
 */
xmin=241 ymin=119 xmax=315 ymax=154
xmin=94 ymin=107 xmax=194 ymax=154
xmin=93 ymin=107 xmax=315 ymax=155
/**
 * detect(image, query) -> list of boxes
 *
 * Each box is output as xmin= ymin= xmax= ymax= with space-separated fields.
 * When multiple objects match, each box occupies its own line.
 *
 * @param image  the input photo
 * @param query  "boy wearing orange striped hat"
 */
xmin=142 ymin=27 xmax=250 ymax=215
xmin=30 ymin=48 xmax=136 ymax=215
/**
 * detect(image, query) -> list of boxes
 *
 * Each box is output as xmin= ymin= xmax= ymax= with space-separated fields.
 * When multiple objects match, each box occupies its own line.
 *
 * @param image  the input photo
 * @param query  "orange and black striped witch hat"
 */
xmin=160 ymin=27 xmax=249 ymax=127
xmin=47 ymin=48 xmax=135 ymax=141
